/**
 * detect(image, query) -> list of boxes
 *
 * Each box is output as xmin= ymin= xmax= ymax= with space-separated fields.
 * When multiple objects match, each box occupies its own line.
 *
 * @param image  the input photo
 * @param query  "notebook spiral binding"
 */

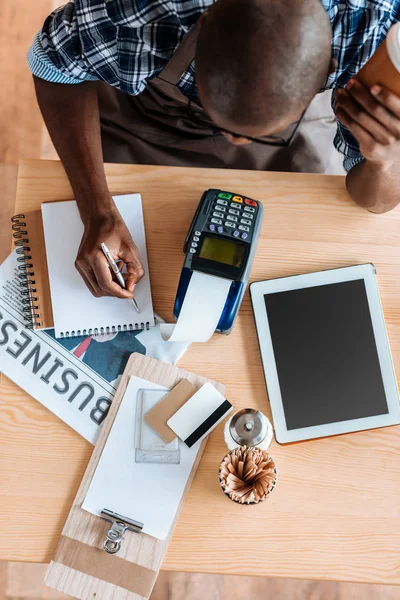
xmin=11 ymin=214 xmax=42 ymax=329
xmin=60 ymin=322 xmax=150 ymax=339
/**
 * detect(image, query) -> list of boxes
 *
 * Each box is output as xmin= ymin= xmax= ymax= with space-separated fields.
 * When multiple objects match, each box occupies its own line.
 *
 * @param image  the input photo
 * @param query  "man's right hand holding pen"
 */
xmin=75 ymin=203 xmax=144 ymax=300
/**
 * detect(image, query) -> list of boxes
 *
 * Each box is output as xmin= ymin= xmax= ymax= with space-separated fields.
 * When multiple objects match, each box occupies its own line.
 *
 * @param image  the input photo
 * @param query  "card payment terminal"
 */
xmin=173 ymin=189 xmax=263 ymax=334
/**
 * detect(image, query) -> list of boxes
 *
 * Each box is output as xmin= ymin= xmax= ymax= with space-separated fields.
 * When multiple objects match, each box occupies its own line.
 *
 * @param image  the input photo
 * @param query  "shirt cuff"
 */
xmin=27 ymin=33 xmax=97 ymax=85
xmin=343 ymin=155 xmax=364 ymax=173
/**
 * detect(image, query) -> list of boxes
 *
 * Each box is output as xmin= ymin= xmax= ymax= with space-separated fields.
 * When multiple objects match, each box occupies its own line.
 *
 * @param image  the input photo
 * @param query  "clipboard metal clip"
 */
xmin=100 ymin=508 xmax=144 ymax=554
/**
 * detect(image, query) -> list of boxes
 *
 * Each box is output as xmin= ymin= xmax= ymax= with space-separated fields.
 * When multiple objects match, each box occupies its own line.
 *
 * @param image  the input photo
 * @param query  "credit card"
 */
xmin=144 ymin=379 xmax=197 ymax=443
xmin=167 ymin=382 xmax=232 ymax=448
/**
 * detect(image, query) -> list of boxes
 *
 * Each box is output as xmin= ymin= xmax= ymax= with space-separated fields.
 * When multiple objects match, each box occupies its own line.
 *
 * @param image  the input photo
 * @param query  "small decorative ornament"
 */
xmin=218 ymin=446 xmax=277 ymax=504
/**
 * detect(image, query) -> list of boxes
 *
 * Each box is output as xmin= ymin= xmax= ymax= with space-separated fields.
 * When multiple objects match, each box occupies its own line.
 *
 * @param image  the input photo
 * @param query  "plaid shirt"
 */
xmin=28 ymin=0 xmax=400 ymax=171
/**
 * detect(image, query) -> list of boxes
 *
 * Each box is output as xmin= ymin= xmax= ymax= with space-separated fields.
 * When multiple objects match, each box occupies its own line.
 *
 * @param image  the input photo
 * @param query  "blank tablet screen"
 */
xmin=264 ymin=280 xmax=388 ymax=430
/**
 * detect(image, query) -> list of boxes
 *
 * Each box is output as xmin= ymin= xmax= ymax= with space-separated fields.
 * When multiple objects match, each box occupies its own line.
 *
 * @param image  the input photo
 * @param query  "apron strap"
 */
xmin=158 ymin=22 xmax=200 ymax=85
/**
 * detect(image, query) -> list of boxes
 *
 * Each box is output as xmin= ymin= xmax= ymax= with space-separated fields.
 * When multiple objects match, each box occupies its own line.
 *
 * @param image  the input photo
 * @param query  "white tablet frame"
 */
xmin=250 ymin=264 xmax=400 ymax=444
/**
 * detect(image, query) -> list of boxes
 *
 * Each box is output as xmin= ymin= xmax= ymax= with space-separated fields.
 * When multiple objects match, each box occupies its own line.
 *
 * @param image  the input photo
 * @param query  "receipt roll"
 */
xmin=160 ymin=272 xmax=233 ymax=343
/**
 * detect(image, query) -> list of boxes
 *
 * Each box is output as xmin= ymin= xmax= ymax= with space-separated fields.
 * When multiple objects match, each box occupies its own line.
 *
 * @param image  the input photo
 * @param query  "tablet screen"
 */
xmin=264 ymin=279 xmax=388 ymax=430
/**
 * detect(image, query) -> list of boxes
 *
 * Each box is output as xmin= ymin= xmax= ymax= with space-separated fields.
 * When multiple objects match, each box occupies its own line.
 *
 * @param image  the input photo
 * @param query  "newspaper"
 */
xmin=0 ymin=251 xmax=189 ymax=443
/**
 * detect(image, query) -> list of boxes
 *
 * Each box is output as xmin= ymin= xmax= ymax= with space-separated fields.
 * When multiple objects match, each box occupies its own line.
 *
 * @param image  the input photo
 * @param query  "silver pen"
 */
xmin=100 ymin=242 xmax=140 ymax=313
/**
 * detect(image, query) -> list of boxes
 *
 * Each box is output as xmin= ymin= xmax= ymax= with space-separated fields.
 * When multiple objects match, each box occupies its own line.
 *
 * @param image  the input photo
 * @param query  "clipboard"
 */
xmin=45 ymin=353 xmax=225 ymax=599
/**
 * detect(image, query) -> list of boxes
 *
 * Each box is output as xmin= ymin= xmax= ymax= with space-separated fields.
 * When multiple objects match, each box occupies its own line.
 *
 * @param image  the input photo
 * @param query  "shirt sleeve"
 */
xmin=27 ymin=3 xmax=98 ymax=84
xmin=343 ymin=155 xmax=364 ymax=172
xmin=334 ymin=118 xmax=365 ymax=173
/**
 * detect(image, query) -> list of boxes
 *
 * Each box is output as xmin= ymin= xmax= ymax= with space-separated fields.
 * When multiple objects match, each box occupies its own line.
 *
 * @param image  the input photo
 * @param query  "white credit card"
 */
xmin=167 ymin=382 xmax=232 ymax=448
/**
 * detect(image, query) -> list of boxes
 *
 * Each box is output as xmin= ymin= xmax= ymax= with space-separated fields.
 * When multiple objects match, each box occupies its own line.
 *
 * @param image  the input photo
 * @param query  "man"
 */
xmin=29 ymin=0 xmax=400 ymax=301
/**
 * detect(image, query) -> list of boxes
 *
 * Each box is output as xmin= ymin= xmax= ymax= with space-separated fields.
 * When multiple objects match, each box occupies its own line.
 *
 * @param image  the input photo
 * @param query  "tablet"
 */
xmin=250 ymin=264 xmax=400 ymax=444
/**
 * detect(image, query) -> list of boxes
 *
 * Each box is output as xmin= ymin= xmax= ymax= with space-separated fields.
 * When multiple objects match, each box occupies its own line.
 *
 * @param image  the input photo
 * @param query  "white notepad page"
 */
xmin=41 ymin=195 xmax=154 ymax=338
xmin=82 ymin=376 xmax=201 ymax=540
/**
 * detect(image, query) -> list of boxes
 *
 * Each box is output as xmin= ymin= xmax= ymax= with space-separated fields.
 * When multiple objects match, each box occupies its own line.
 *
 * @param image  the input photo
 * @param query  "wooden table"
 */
xmin=1 ymin=159 xmax=400 ymax=585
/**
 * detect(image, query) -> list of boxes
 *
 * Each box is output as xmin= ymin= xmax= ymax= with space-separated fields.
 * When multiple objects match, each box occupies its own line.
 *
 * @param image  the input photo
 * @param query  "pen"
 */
xmin=100 ymin=242 xmax=140 ymax=313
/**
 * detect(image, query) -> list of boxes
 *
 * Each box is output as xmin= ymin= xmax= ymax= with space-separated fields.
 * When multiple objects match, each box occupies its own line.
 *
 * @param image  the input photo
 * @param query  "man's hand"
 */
xmin=335 ymin=79 xmax=400 ymax=166
xmin=335 ymin=79 xmax=400 ymax=213
xmin=75 ymin=208 xmax=144 ymax=298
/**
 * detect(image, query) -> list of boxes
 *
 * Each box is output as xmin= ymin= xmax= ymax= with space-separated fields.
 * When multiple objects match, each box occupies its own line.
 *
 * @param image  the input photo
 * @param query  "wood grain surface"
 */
xmin=3 ymin=562 xmax=400 ymax=600
xmin=45 ymin=353 xmax=224 ymax=599
xmin=1 ymin=159 xmax=400 ymax=585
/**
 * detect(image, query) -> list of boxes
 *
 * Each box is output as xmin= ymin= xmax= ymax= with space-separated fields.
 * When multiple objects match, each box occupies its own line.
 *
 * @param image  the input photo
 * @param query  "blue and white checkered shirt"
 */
xmin=28 ymin=0 xmax=400 ymax=171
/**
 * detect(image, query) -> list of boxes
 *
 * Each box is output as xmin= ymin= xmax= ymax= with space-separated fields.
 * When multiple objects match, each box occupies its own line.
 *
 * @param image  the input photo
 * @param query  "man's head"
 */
xmin=196 ymin=0 xmax=333 ymax=143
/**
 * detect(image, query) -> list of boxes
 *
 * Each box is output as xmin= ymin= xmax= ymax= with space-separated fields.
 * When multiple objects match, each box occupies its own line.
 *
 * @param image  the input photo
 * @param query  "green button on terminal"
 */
xmin=218 ymin=192 xmax=232 ymax=200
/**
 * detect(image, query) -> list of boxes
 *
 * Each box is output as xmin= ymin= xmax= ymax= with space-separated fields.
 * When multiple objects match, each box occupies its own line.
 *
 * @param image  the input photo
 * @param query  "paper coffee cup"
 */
xmin=357 ymin=23 xmax=400 ymax=96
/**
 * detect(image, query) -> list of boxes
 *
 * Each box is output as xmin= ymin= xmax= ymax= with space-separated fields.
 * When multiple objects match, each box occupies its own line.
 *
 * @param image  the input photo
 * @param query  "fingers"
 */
xmin=125 ymin=263 xmax=145 ymax=291
xmin=336 ymin=79 xmax=400 ymax=143
xmin=370 ymin=85 xmax=400 ymax=119
xmin=92 ymin=253 xmax=135 ymax=299
xmin=76 ymin=252 xmax=134 ymax=299
xmin=347 ymin=79 xmax=400 ymax=138
xmin=335 ymin=85 xmax=396 ymax=145
xmin=75 ymin=222 xmax=145 ymax=299
xmin=335 ymin=105 xmax=376 ymax=149
xmin=120 ymin=244 xmax=145 ymax=292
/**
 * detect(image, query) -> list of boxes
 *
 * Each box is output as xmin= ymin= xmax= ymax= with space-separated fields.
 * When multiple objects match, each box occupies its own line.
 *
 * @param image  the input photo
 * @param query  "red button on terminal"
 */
xmin=245 ymin=198 xmax=257 ymax=207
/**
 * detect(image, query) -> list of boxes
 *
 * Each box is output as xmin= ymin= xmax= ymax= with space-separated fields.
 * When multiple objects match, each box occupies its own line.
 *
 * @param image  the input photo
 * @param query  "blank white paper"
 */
xmin=41 ymin=194 xmax=154 ymax=338
xmin=82 ymin=376 xmax=201 ymax=540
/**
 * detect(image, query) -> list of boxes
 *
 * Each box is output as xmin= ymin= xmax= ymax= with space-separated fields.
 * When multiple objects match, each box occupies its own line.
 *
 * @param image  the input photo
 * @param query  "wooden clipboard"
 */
xmin=45 ymin=353 xmax=225 ymax=599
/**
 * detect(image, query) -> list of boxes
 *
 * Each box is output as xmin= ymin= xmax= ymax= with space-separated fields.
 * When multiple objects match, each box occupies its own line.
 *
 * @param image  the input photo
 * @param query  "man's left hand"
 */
xmin=335 ymin=79 xmax=400 ymax=167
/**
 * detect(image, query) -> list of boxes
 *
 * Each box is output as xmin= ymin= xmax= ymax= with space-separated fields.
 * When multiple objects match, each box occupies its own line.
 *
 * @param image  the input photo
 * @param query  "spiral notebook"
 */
xmin=11 ymin=194 xmax=155 ymax=338
xmin=11 ymin=209 xmax=54 ymax=329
